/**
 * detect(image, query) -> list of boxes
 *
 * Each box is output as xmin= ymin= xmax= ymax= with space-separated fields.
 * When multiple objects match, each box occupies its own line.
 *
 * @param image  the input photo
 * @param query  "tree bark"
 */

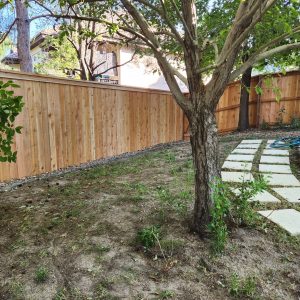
xmin=15 ymin=0 xmax=33 ymax=72
xmin=238 ymin=67 xmax=252 ymax=131
xmin=190 ymin=106 xmax=220 ymax=234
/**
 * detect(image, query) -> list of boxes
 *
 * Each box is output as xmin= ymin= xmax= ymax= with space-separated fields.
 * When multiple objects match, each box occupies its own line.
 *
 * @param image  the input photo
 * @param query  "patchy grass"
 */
xmin=0 ymin=129 xmax=300 ymax=299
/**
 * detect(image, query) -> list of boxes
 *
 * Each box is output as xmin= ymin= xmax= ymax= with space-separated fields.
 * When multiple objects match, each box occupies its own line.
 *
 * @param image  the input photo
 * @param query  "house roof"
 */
xmin=30 ymin=28 xmax=58 ymax=49
xmin=1 ymin=51 xmax=20 ymax=64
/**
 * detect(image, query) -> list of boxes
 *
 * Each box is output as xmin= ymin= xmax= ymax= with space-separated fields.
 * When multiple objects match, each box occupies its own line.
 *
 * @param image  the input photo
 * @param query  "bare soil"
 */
xmin=0 ymin=129 xmax=300 ymax=300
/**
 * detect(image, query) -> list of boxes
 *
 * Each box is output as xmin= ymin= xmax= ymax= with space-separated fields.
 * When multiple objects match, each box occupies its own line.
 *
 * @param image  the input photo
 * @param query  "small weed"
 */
xmin=137 ymin=226 xmax=161 ymax=249
xmin=63 ymin=208 xmax=81 ymax=219
xmin=156 ymin=186 xmax=192 ymax=216
xmin=38 ymin=249 xmax=49 ymax=258
xmin=54 ymin=288 xmax=68 ymax=300
xmin=122 ymin=182 xmax=148 ymax=198
xmin=275 ymin=106 xmax=286 ymax=127
xmin=9 ymin=281 xmax=24 ymax=298
xmin=183 ymin=159 xmax=193 ymax=169
xmin=228 ymin=273 xmax=258 ymax=298
xmin=156 ymin=186 xmax=174 ymax=202
xmin=10 ymin=239 xmax=26 ymax=251
xmin=185 ymin=169 xmax=195 ymax=184
xmin=95 ymin=278 xmax=115 ymax=299
xmin=160 ymin=239 xmax=184 ymax=256
xmin=260 ymin=119 xmax=270 ymax=130
xmin=164 ymin=151 xmax=176 ymax=162
xmin=92 ymin=244 xmax=110 ymax=254
xmin=158 ymin=290 xmax=175 ymax=299
xmin=170 ymin=165 xmax=183 ymax=175
xmin=290 ymin=115 xmax=300 ymax=129
xmin=48 ymin=216 xmax=63 ymax=229
xmin=35 ymin=266 xmax=49 ymax=283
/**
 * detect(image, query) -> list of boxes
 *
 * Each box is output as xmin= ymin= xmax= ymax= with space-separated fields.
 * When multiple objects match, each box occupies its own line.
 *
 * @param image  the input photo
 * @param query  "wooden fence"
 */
xmin=183 ymin=71 xmax=300 ymax=138
xmin=0 ymin=70 xmax=183 ymax=181
xmin=0 ymin=69 xmax=300 ymax=182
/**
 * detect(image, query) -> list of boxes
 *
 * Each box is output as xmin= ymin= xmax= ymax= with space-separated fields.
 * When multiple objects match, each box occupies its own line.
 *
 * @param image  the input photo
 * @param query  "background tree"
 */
xmin=32 ymin=0 xmax=123 ymax=80
xmin=34 ymin=34 xmax=80 ymax=77
xmin=0 ymin=0 xmax=33 ymax=72
xmin=15 ymin=0 xmax=33 ymax=72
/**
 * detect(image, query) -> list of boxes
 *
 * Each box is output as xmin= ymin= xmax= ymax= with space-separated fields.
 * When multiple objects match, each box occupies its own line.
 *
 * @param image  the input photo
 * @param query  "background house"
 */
xmin=0 ymin=29 xmax=187 ymax=91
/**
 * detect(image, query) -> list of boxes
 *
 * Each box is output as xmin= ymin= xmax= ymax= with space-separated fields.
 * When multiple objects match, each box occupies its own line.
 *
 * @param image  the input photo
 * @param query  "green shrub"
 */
xmin=137 ymin=226 xmax=161 ymax=249
xmin=231 ymin=176 xmax=267 ymax=226
xmin=209 ymin=176 xmax=267 ymax=254
xmin=208 ymin=178 xmax=231 ymax=254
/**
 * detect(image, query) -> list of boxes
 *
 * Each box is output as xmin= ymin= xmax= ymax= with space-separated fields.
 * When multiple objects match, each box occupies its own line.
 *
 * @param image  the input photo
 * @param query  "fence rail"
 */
xmin=0 ymin=69 xmax=300 ymax=182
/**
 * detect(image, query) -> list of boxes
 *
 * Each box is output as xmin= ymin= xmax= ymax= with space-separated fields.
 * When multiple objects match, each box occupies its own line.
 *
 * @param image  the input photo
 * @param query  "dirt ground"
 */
xmin=0 ymin=129 xmax=300 ymax=300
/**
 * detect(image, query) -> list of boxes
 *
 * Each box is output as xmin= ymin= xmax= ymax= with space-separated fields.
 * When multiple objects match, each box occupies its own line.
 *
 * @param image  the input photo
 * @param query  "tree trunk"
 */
xmin=15 ymin=0 xmax=33 ymax=72
xmin=238 ymin=66 xmax=252 ymax=131
xmin=190 ymin=106 xmax=220 ymax=234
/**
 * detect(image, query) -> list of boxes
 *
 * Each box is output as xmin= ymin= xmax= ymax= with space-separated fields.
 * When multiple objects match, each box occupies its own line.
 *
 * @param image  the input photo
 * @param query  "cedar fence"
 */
xmin=183 ymin=70 xmax=300 ymax=139
xmin=0 ymin=69 xmax=300 ymax=182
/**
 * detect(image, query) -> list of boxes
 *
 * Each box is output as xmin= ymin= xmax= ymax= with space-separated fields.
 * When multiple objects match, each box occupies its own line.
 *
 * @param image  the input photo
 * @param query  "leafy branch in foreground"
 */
xmin=0 ymin=80 xmax=24 ymax=162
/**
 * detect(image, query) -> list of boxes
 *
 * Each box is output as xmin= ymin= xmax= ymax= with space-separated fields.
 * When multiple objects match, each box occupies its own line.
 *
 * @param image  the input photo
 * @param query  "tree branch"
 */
xmin=121 ymin=0 xmax=190 ymax=113
xmin=134 ymin=0 xmax=184 ymax=46
xmin=0 ymin=19 xmax=16 ymax=45
xmin=230 ymin=42 xmax=300 ymax=81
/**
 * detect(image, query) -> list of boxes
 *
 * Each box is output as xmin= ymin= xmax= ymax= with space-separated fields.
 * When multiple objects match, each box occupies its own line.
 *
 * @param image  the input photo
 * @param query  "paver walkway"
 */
xmin=222 ymin=139 xmax=300 ymax=236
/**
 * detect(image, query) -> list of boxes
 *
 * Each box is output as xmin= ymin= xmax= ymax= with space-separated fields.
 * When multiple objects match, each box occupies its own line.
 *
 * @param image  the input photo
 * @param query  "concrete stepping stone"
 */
xmin=222 ymin=161 xmax=252 ymax=171
xmin=262 ymin=149 xmax=289 ymax=156
xmin=237 ymin=144 xmax=260 ymax=149
xmin=221 ymin=172 xmax=253 ymax=183
xmin=259 ymin=164 xmax=292 ymax=174
xmin=258 ymin=209 xmax=300 ymax=236
xmin=232 ymin=148 xmax=257 ymax=155
xmin=231 ymin=188 xmax=280 ymax=203
xmin=273 ymin=187 xmax=300 ymax=203
xmin=240 ymin=139 xmax=262 ymax=144
xmin=227 ymin=154 xmax=255 ymax=162
xmin=262 ymin=174 xmax=300 ymax=186
xmin=260 ymin=156 xmax=289 ymax=165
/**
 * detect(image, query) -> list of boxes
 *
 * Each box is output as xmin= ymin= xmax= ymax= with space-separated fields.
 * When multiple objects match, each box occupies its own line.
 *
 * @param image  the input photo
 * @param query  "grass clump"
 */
xmin=34 ymin=266 xmax=49 ymax=283
xmin=228 ymin=273 xmax=258 ymax=299
xmin=137 ymin=225 xmax=161 ymax=249
xmin=158 ymin=289 xmax=175 ymax=299
xmin=156 ymin=186 xmax=193 ymax=217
